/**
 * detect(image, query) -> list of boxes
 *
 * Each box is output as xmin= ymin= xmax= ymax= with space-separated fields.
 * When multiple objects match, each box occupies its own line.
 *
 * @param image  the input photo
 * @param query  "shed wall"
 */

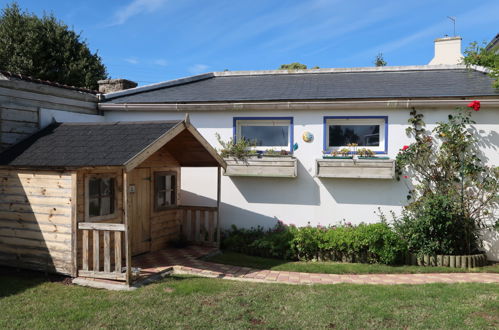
xmin=0 ymin=78 xmax=98 ymax=152
xmin=0 ymin=169 xmax=74 ymax=274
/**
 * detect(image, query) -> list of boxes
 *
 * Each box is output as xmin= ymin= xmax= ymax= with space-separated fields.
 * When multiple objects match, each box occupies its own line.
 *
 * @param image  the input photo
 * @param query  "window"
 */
xmin=234 ymin=117 xmax=293 ymax=151
xmin=154 ymin=172 xmax=177 ymax=211
xmin=324 ymin=116 xmax=388 ymax=153
xmin=87 ymin=176 xmax=116 ymax=219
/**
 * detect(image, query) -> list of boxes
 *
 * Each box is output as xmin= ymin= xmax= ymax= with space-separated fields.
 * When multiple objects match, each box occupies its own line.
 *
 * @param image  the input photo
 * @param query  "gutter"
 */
xmin=98 ymin=99 xmax=499 ymax=112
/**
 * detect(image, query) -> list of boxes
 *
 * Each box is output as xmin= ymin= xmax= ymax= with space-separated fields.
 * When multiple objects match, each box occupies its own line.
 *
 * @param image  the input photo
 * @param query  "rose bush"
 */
xmin=393 ymin=102 xmax=499 ymax=256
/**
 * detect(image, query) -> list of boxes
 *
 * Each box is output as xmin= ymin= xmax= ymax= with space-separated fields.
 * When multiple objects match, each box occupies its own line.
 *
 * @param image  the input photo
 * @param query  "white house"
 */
xmin=1 ymin=36 xmax=498 ymax=267
xmin=92 ymin=37 xmax=499 ymax=260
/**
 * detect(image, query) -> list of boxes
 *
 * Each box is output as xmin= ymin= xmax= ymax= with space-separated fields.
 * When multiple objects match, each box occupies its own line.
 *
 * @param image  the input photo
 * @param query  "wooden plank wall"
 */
xmin=0 ymin=77 xmax=98 ymax=152
xmin=0 ymin=169 xmax=74 ymax=274
xmin=138 ymin=147 xmax=182 ymax=251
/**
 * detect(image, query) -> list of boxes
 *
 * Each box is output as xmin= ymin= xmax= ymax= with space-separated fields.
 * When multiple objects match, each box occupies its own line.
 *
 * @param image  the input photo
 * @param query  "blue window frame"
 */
xmin=323 ymin=116 xmax=388 ymax=154
xmin=233 ymin=117 xmax=294 ymax=153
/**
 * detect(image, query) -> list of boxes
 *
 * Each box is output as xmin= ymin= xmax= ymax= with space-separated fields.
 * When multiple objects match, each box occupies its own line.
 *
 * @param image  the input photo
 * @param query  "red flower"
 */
xmin=467 ymin=100 xmax=480 ymax=111
xmin=402 ymin=145 xmax=409 ymax=151
xmin=404 ymin=175 xmax=409 ymax=179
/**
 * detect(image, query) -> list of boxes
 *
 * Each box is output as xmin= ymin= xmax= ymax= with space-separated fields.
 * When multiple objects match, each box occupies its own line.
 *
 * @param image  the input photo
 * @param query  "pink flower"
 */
xmin=467 ymin=100 xmax=480 ymax=111
xmin=401 ymin=145 xmax=409 ymax=151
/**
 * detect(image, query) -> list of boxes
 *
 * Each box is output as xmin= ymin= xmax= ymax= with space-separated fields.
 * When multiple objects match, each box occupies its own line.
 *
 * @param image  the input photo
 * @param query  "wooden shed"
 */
xmin=0 ymin=118 xmax=225 ymax=285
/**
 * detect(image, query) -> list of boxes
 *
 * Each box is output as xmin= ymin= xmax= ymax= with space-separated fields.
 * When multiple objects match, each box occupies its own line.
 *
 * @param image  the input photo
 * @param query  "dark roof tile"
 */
xmin=104 ymin=69 xmax=499 ymax=103
xmin=0 ymin=121 xmax=182 ymax=167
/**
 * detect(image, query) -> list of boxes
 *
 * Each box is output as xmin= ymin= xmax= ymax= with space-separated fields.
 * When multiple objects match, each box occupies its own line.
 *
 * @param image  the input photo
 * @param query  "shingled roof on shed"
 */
xmin=0 ymin=121 xmax=225 ymax=169
xmin=102 ymin=66 xmax=499 ymax=104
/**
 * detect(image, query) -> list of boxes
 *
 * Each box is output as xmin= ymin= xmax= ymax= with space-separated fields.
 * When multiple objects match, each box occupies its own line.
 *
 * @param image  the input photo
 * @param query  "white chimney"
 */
xmin=428 ymin=36 xmax=463 ymax=65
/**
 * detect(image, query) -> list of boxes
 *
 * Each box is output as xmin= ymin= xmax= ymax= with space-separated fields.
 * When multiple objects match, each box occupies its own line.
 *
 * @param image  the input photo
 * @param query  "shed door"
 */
xmin=129 ymin=168 xmax=151 ymax=256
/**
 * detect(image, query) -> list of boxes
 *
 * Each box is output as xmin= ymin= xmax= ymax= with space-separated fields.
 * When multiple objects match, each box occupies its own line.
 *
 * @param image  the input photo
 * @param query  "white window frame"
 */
xmin=235 ymin=118 xmax=293 ymax=151
xmin=324 ymin=117 xmax=387 ymax=153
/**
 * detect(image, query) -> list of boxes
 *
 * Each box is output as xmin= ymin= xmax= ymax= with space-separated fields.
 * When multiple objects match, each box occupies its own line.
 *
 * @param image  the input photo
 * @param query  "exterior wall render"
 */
xmin=104 ymin=107 xmax=499 ymax=261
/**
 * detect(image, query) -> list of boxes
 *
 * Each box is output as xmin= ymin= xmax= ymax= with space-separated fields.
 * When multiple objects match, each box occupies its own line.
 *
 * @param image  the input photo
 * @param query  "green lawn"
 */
xmin=206 ymin=251 xmax=499 ymax=274
xmin=0 ymin=270 xmax=498 ymax=329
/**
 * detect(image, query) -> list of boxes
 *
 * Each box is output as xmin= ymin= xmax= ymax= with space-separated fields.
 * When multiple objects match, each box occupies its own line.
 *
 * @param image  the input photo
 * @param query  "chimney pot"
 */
xmin=429 ymin=36 xmax=463 ymax=65
xmin=98 ymin=78 xmax=138 ymax=93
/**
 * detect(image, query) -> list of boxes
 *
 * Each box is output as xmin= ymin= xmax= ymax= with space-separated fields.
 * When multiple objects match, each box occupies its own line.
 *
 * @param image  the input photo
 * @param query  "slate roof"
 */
xmin=104 ymin=68 xmax=499 ymax=104
xmin=0 ymin=121 xmax=181 ymax=167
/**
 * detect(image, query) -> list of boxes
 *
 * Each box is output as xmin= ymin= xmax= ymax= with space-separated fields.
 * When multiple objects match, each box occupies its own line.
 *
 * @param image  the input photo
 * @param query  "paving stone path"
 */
xmin=133 ymin=246 xmax=499 ymax=285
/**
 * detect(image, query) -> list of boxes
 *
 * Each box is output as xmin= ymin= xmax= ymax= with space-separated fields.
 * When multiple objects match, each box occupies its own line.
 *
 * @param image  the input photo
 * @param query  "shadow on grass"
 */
xmin=0 ymin=266 xmax=71 ymax=298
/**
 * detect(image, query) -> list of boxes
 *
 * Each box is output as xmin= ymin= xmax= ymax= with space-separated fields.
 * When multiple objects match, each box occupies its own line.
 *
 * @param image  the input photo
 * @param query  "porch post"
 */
xmin=216 ymin=166 xmax=221 ymax=248
xmin=123 ymin=170 xmax=132 ymax=285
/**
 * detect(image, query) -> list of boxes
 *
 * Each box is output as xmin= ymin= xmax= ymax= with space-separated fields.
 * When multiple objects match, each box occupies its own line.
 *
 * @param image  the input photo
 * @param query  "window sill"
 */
xmin=224 ymin=156 xmax=297 ymax=178
xmin=316 ymin=158 xmax=395 ymax=179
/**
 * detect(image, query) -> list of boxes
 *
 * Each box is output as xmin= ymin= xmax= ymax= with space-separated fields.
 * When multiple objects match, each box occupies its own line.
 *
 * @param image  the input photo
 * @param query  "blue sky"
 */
xmin=3 ymin=0 xmax=498 ymax=85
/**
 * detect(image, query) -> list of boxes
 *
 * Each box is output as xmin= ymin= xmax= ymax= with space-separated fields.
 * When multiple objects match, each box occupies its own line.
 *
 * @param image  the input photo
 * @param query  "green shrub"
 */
xmin=222 ymin=222 xmax=406 ymax=265
xmin=394 ymin=193 xmax=479 ymax=256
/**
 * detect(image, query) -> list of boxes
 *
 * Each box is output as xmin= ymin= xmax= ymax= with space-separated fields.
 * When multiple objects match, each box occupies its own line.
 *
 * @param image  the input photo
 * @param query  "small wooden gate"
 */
xmin=77 ymin=222 xmax=129 ymax=281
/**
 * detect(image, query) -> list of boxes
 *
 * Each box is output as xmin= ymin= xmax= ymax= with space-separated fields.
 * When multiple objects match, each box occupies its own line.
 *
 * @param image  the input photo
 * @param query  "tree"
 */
xmin=462 ymin=41 xmax=499 ymax=88
xmin=0 ymin=3 xmax=107 ymax=89
xmin=374 ymin=53 xmax=387 ymax=67
xmin=278 ymin=62 xmax=308 ymax=70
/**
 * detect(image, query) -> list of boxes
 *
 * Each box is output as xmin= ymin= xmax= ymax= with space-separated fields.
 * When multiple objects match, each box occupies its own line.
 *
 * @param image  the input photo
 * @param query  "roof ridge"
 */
xmin=213 ymin=64 xmax=486 ymax=76
xmin=103 ymin=73 xmax=215 ymax=100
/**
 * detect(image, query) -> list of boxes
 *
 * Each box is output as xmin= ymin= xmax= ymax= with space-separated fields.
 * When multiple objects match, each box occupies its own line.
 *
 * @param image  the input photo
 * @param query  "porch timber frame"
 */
xmin=74 ymin=117 xmax=225 ymax=286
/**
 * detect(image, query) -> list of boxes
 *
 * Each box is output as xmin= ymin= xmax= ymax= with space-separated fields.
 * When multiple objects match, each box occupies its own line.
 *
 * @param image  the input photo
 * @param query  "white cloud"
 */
xmin=153 ymin=59 xmax=168 ymax=66
xmin=124 ymin=57 xmax=139 ymax=64
xmin=110 ymin=0 xmax=168 ymax=26
xmin=188 ymin=64 xmax=209 ymax=74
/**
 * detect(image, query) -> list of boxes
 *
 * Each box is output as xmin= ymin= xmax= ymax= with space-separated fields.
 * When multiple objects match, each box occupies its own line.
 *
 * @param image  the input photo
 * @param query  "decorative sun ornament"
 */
xmin=302 ymin=131 xmax=314 ymax=143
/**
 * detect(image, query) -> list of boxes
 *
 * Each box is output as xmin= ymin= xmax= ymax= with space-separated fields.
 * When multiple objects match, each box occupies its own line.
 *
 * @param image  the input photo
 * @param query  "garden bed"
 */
xmin=207 ymin=252 xmax=499 ymax=274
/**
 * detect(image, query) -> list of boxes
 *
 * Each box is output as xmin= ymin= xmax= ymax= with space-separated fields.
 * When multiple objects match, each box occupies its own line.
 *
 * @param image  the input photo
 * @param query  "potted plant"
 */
xmin=357 ymin=148 xmax=390 ymax=159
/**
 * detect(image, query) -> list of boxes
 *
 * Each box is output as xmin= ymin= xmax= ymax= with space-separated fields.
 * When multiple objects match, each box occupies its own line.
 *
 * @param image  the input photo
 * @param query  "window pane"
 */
xmin=89 ymin=197 xmax=100 ymax=217
xmin=165 ymin=175 xmax=172 ymax=190
xmin=170 ymin=190 xmax=176 ymax=205
xmin=89 ymin=178 xmax=100 ymax=198
xmin=329 ymin=125 xmax=380 ymax=147
xmin=101 ymin=178 xmax=112 ymax=196
xmin=241 ymin=125 xmax=288 ymax=146
xmin=100 ymin=196 xmax=112 ymax=215
xmin=158 ymin=192 xmax=165 ymax=207
xmin=156 ymin=175 xmax=166 ymax=191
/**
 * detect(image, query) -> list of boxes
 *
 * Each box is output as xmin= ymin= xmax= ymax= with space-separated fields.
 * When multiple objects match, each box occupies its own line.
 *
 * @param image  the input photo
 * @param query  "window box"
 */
xmin=316 ymin=158 xmax=395 ymax=179
xmin=224 ymin=156 xmax=297 ymax=178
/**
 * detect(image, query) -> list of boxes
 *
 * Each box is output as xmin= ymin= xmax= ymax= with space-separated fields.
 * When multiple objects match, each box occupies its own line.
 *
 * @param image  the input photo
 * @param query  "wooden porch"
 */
xmin=76 ymin=204 xmax=221 ymax=286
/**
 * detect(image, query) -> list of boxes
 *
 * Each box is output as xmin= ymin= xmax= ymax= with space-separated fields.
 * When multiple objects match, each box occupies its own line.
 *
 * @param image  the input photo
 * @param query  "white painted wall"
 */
xmin=39 ymin=108 xmax=104 ymax=128
xmin=105 ymin=107 xmax=499 ymax=260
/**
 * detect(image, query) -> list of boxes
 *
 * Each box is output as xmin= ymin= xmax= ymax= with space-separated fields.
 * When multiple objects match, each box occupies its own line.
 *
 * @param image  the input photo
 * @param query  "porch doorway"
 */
xmin=129 ymin=168 xmax=151 ymax=256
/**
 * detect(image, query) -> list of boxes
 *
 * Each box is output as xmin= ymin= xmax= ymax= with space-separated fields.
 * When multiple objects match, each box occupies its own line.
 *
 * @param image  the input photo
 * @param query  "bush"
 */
xmin=222 ymin=222 xmax=406 ymax=265
xmin=394 ymin=105 xmax=498 ymax=256
xmin=394 ymin=193 xmax=479 ymax=256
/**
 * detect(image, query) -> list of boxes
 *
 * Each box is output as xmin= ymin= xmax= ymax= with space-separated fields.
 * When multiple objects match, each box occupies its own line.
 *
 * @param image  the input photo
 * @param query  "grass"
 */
xmin=0 ymin=270 xmax=498 ymax=329
xmin=206 ymin=251 xmax=499 ymax=274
